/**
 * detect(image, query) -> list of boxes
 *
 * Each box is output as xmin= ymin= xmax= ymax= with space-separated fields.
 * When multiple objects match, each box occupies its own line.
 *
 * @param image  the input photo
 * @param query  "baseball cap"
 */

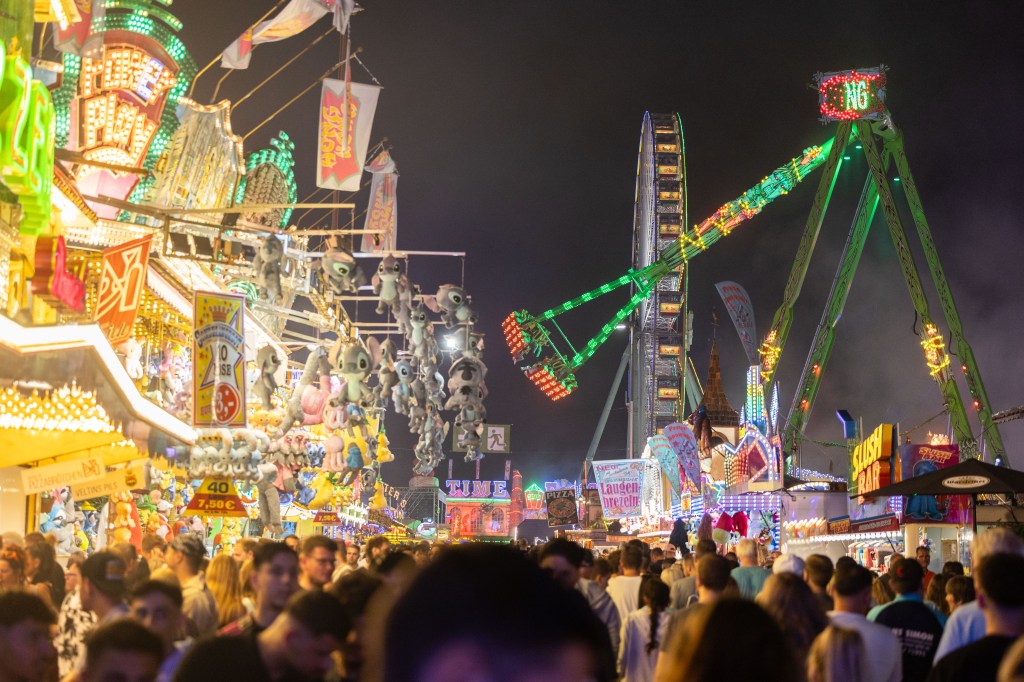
xmin=81 ymin=551 xmax=128 ymax=599
xmin=170 ymin=534 xmax=208 ymax=560
xmin=772 ymin=553 xmax=806 ymax=576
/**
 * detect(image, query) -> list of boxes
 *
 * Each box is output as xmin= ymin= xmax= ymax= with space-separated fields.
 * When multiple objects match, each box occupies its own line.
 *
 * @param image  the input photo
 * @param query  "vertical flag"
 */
xmin=221 ymin=0 xmax=332 ymax=69
xmin=360 ymin=150 xmax=398 ymax=252
xmin=647 ymin=434 xmax=682 ymax=502
xmin=715 ymin=281 xmax=759 ymax=366
xmin=317 ymin=80 xmax=380 ymax=191
xmin=193 ymin=292 xmax=247 ymax=428
xmin=665 ymin=422 xmax=701 ymax=491
xmin=94 ymin=235 xmax=153 ymax=344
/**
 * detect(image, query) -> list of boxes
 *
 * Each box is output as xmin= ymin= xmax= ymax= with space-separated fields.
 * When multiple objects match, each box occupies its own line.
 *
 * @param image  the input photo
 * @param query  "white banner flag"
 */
xmin=715 ymin=281 xmax=759 ymax=366
xmin=317 ymin=79 xmax=380 ymax=191
xmin=221 ymin=0 xmax=332 ymax=70
xmin=361 ymin=150 xmax=398 ymax=253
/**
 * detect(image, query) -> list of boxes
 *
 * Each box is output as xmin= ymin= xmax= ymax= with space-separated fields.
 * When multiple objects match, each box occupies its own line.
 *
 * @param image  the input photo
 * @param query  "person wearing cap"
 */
xmin=868 ymin=558 xmax=946 ymax=682
xmin=80 ymin=552 xmax=130 ymax=625
xmin=173 ymin=591 xmax=350 ymax=682
xmin=771 ymin=553 xmax=806 ymax=576
xmin=0 ymin=591 xmax=58 ymax=682
xmin=164 ymin=535 xmax=218 ymax=638
xmin=827 ymin=563 xmax=902 ymax=682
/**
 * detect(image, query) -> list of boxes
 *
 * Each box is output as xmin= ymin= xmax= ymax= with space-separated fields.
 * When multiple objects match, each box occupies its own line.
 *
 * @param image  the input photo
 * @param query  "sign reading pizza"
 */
xmin=817 ymin=68 xmax=887 ymax=122
xmin=193 ymin=291 xmax=246 ymax=428
xmin=545 ymin=489 xmax=579 ymax=528
xmin=184 ymin=478 xmax=247 ymax=517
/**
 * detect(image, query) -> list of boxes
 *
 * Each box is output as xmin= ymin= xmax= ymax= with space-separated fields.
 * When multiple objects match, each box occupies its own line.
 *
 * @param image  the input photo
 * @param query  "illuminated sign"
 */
xmin=817 ymin=68 xmax=887 ymax=122
xmin=0 ymin=46 xmax=56 ymax=234
xmin=849 ymin=423 xmax=893 ymax=498
xmin=31 ymin=236 xmax=85 ymax=312
xmin=445 ymin=480 xmax=509 ymax=499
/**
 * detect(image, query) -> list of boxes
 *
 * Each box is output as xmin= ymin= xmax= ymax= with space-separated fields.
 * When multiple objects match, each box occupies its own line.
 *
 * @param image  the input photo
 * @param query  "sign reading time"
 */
xmin=817 ymin=68 xmax=887 ymax=122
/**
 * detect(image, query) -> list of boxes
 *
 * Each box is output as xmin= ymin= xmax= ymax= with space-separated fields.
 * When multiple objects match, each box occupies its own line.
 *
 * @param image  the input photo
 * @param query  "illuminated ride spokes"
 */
xmin=758 ymin=67 xmax=1005 ymax=466
xmin=504 ymin=137 xmax=833 ymax=401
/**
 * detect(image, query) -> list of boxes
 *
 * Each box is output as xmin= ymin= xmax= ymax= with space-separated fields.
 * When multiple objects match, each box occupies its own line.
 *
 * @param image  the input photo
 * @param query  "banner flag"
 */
xmin=665 ymin=422 xmax=701 ymax=491
xmin=545 ymin=489 xmax=579 ymax=527
xmin=317 ymin=79 xmax=380 ymax=191
xmin=193 ymin=291 xmax=246 ymax=428
xmin=715 ymin=281 xmax=759 ymax=366
xmin=54 ymin=0 xmax=104 ymax=57
xmin=360 ymin=150 xmax=398 ymax=252
xmin=333 ymin=0 xmax=356 ymax=33
xmin=898 ymin=444 xmax=971 ymax=525
xmin=647 ymin=434 xmax=682 ymax=503
xmin=221 ymin=0 xmax=331 ymax=69
xmin=592 ymin=459 xmax=645 ymax=519
xmin=95 ymin=235 xmax=152 ymax=344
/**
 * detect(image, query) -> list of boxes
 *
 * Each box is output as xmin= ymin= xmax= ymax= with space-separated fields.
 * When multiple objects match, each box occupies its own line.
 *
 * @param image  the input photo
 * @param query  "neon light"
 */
xmin=920 ymin=323 xmax=951 ymax=378
xmin=817 ymin=68 xmax=887 ymax=122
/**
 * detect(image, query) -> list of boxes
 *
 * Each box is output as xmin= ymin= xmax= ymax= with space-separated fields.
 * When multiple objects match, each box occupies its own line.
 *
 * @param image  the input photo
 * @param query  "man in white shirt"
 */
xmin=828 ymin=562 xmax=902 ymax=682
xmin=935 ymin=527 xmax=1024 ymax=662
xmin=606 ymin=545 xmax=644 ymax=623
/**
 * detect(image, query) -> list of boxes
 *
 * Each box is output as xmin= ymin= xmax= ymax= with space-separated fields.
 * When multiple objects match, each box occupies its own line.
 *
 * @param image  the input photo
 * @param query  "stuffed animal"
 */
xmin=255 ymin=462 xmax=283 ymax=535
xmin=330 ymin=337 xmax=380 ymax=407
xmin=119 ymin=339 xmax=144 ymax=381
xmin=252 ymin=345 xmax=281 ymax=410
xmin=405 ymin=300 xmax=437 ymax=363
xmin=373 ymin=339 xmax=399 ymax=406
xmin=321 ymin=247 xmax=366 ymax=295
xmin=371 ymin=254 xmax=411 ymax=315
xmin=252 ymin=235 xmax=285 ymax=304
xmin=426 ymin=284 xmax=477 ymax=328
xmin=391 ymin=359 xmax=416 ymax=416
xmin=280 ymin=347 xmax=331 ymax=435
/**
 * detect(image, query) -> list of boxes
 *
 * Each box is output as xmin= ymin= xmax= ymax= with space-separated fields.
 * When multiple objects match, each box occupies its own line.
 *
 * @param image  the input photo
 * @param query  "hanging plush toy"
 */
xmin=119 ymin=339 xmax=144 ymax=381
xmin=330 ymin=337 xmax=381 ymax=407
xmin=391 ymin=359 xmax=416 ymax=417
xmin=372 ymin=254 xmax=411 ymax=315
xmin=279 ymin=346 xmax=331 ymax=435
xmin=252 ymin=235 xmax=285 ymax=304
xmin=425 ymin=284 xmax=477 ymax=328
xmin=405 ymin=300 xmax=437 ymax=363
xmin=732 ymin=511 xmax=750 ymax=538
xmin=252 ymin=345 xmax=282 ymax=410
xmin=255 ymin=462 xmax=283 ymax=536
xmin=373 ymin=339 xmax=399 ymax=407
xmin=321 ymin=247 xmax=367 ymax=295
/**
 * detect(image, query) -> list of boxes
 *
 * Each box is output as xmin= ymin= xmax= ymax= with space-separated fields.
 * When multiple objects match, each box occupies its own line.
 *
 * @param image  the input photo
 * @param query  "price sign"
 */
xmin=183 ymin=479 xmax=247 ymax=517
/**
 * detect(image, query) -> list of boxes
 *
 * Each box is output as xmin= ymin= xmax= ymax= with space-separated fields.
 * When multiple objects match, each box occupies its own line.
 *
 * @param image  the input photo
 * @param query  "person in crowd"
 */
xmin=670 ymin=541 xmax=715 ymax=609
xmin=0 ymin=592 xmax=58 ymax=682
xmin=1 ymin=531 xmax=24 ymax=549
xmin=807 ymin=625 xmax=865 ymax=682
xmin=81 ymin=619 xmax=164 ymax=682
xmin=129 ymin=580 xmax=188 ymax=682
xmin=927 ymin=572 xmax=952 ymax=616
xmin=80 ymin=552 xmax=130 ymax=625
xmin=827 ymin=562 xmax=902 ymax=682
xmin=656 ymin=599 xmax=802 ymax=682
xmin=364 ymin=535 xmax=392 ymax=571
xmin=917 ymin=545 xmax=937 ymax=591
xmin=579 ymin=549 xmax=595 ymax=580
xmin=619 ymin=577 xmax=669 ymax=682
xmin=383 ymin=544 xmax=616 ymax=682
xmin=174 ymin=591 xmax=350 ymax=682
xmin=660 ymin=559 xmax=685 ymax=588
xmin=946 ymin=575 xmax=976 ymax=614
xmin=607 ymin=549 xmax=621 ymax=576
xmin=411 ymin=543 xmax=431 ymax=569
xmin=607 ymin=545 xmax=644 ymax=623
xmin=330 ymin=570 xmax=384 ymax=682
xmin=805 ymin=554 xmax=835 ymax=612
xmin=731 ymin=538 xmax=771 ymax=599
xmin=0 ymin=545 xmax=53 ymax=607
xmin=298 ymin=536 xmax=337 ymax=592
xmin=26 ymin=540 xmax=65 ymax=606
xmin=282 ymin=535 xmax=300 ymax=552
xmin=331 ymin=541 xmax=349 ymax=582
xmin=771 ymin=552 xmax=806 ymax=577
xmin=724 ymin=551 xmax=739 ymax=571
xmin=163 ymin=535 xmax=217 ymax=638
xmin=25 ymin=533 xmax=66 ymax=592
xmin=205 ymin=554 xmax=246 ymax=628
xmin=56 ymin=552 xmax=97 ymax=678
xmin=231 ymin=539 xmax=256 ymax=566
xmin=592 ymin=557 xmax=613 ymax=591
xmin=868 ymin=558 xmax=945 ymax=682
xmin=936 ymin=528 xmax=1024 ymax=662
xmin=757 ymin=571 xmax=830 ymax=661
xmin=658 ymin=553 xmax=732 ymax=666
xmin=943 ymin=561 xmax=965 ymax=576
xmin=835 ymin=556 xmax=857 ymax=572
xmin=375 ymin=551 xmax=417 ymax=597
xmin=874 ymin=573 xmax=896 ymax=605
xmin=648 ymin=547 xmax=665 ymax=576
xmin=220 ymin=542 xmax=298 ymax=637
xmin=540 ymin=539 xmax=621 ymax=654
xmin=238 ymin=559 xmax=256 ymax=614
xmin=109 ymin=542 xmax=144 ymax=590
xmin=140 ymin=536 xmax=167 ymax=579
xmin=343 ymin=542 xmax=361 ymax=573
xmin=927 ymin=553 xmax=1024 ymax=682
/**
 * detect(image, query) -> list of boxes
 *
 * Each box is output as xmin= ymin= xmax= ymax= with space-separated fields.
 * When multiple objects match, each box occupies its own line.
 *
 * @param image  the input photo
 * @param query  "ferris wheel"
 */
xmin=629 ymin=112 xmax=691 ymax=457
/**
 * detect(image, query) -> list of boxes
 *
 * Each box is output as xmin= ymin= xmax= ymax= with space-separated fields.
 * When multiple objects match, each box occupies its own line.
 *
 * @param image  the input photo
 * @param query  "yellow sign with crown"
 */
xmin=193 ymin=291 xmax=247 ymax=428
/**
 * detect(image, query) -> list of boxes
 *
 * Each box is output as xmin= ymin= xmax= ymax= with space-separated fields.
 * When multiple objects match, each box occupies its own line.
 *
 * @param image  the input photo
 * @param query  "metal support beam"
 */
xmin=586 ymin=344 xmax=631 ymax=465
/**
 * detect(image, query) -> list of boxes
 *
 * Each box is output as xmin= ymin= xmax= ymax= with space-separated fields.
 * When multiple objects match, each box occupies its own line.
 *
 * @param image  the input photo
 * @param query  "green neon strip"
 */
xmin=101 ymin=0 xmax=184 ymax=31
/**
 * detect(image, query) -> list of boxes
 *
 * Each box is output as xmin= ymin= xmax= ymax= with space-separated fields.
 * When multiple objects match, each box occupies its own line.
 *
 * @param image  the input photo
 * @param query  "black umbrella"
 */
xmin=853 ymin=458 xmax=1024 ymax=536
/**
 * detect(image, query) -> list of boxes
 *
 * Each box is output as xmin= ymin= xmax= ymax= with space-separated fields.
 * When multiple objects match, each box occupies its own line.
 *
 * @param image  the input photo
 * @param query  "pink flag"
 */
xmin=317 ymin=80 xmax=380 ymax=191
xmin=665 ymin=422 xmax=701 ymax=491
xmin=360 ymin=150 xmax=398 ymax=252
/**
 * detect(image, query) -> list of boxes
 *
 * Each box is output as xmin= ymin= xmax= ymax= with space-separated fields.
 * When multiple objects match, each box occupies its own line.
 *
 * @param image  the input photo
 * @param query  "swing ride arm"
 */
xmin=884 ymin=130 xmax=1006 ymax=462
xmin=759 ymin=122 xmax=852 ymax=389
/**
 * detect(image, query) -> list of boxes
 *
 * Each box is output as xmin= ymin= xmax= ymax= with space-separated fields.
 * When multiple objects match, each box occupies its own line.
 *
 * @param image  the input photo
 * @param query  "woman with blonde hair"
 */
xmin=873 ymin=574 xmax=896 ymax=605
xmin=756 ymin=572 xmax=829 ymax=662
xmin=205 ymin=553 xmax=246 ymax=627
xmin=807 ymin=625 xmax=865 ymax=682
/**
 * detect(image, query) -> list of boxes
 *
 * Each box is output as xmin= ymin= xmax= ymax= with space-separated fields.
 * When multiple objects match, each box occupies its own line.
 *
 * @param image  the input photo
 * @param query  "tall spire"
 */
xmin=700 ymin=341 xmax=739 ymax=427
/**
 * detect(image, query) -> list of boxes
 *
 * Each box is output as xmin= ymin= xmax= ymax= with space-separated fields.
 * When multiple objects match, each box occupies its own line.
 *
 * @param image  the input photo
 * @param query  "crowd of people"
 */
xmin=2 ymin=527 xmax=1024 ymax=682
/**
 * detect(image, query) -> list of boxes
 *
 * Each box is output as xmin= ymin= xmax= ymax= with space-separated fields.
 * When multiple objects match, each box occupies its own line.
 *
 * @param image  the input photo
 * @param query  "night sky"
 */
xmin=171 ymin=1 xmax=1024 ymax=488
